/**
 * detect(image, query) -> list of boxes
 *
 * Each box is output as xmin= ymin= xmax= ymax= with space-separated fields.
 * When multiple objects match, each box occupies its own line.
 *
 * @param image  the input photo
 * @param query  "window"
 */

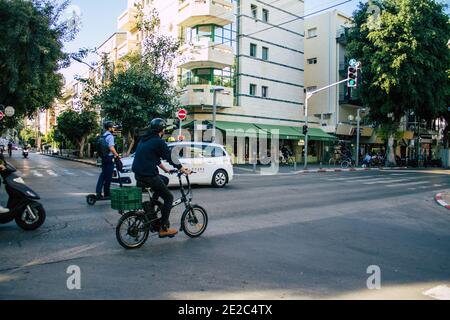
xmin=262 ymin=47 xmax=269 ymax=60
xmin=251 ymin=4 xmax=257 ymax=20
xmin=262 ymin=86 xmax=268 ymax=98
xmin=203 ymin=145 xmax=226 ymax=158
xmin=250 ymin=43 xmax=257 ymax=57
xmin=197 ymin=25 xmax=212 ymax=40
xmin=307 ymin=28 xmax=318 ymax=38
xmin=262 ymin=9 xmax=269 ymax=22
xmin=249 ymin=84 xmax=257 ymax=96
xmin=307 ymin=58 xmax=318 ymax=64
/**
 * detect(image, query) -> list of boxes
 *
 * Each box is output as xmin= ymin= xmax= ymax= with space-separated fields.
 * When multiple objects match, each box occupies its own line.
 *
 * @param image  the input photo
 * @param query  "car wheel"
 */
xmin=212 ymin=170 xmax=228 ymax=188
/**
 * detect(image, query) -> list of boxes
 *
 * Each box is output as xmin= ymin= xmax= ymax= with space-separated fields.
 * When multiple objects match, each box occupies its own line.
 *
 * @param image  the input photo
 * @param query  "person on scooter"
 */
xmin=132 ymin=118 xmax=191 ymax=238
xmin=95 ymin=121 xmax=120 ymax=200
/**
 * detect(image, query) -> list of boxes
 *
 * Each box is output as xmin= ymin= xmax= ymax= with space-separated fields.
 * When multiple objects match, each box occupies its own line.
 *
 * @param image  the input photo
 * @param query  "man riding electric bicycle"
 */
xmin=132 ymin=118 xmax=191 ymax=239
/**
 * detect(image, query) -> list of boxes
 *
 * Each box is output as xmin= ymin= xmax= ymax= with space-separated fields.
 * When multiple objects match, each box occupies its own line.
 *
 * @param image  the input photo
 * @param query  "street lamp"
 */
xmin=71 ymin=56 xmax=96 ymax=70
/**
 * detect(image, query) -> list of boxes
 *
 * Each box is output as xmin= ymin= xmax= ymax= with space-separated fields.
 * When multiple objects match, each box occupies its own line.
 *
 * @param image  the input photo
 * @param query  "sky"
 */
xmin=59 ymin=0 xmax=449 ymax=83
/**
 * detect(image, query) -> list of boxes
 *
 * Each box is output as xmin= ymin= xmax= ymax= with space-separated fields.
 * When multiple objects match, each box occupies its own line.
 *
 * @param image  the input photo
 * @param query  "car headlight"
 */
xmin=121 ymin=166 xmax=132 ymax=173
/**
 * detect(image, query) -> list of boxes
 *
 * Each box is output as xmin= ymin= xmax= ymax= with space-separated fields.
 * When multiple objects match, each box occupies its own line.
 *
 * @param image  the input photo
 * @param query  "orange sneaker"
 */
xmin=159 ymin=227 xmax=178 ymax=238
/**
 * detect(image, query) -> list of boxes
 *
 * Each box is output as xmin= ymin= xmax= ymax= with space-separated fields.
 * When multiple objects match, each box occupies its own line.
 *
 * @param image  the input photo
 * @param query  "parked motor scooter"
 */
xmin=0 ymin=160 xmax=46 ymax=230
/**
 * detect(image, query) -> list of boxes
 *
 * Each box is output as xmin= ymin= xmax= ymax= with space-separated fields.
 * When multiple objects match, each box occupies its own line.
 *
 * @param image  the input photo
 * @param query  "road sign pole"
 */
xmin=179 ymin=119 xmax=182 ymax=138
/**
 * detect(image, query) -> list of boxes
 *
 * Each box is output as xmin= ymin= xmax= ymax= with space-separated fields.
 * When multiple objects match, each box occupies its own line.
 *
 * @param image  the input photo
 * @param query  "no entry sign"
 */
xmin=177 ymin=109 xmax=187 ymax=121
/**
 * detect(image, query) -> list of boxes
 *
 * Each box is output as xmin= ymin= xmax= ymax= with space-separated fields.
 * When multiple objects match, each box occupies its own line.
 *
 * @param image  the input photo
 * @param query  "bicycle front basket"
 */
xmin=110 ymin=187 xmax=142 ymax=211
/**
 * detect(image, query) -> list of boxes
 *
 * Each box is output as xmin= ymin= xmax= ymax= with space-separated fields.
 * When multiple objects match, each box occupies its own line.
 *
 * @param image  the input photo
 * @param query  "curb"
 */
xmin=40 ymin=153 xmax=98 ymax=167
xmin=435 ymin=193 xmax=450 ymax=210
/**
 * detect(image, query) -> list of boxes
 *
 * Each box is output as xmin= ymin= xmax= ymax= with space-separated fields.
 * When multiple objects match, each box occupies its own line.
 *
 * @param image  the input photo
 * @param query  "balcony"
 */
xmin=180 ymin=85 xmax=233 ymax=108
xmin=118 ymin=8 xmax=139 ymax=31
xmin=117 ymin=40 xmax=139 ymax=59
xmin=336 ymin=28 xmax=348 ymax=44
xmin=178 ymin=39 xmax=234 ymax=69
xmin=177 ymin=0 xmax=234 ymax=28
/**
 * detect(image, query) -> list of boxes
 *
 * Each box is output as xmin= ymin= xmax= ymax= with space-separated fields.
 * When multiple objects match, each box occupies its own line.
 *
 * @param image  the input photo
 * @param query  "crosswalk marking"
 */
xmin=46 ymin=170 xmax=58 ymax=177
xmin=63 ymin=170 xmax=75 ymax=176
xmin=32 ymin=171 xmax=43 ymax=177
xmin=386 ymin=181 xmax=430 ymax=188
xmin=364 ymin=178 xmax=410 ymax=185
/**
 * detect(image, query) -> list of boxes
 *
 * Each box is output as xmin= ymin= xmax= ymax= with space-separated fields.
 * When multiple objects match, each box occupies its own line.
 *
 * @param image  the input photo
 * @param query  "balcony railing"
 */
xmin=178 ymin=39 xmax=234 ymax=69
xmin=177 ymin=0 xmax=234 ymax=28
xmin=180 ymin=84 xmax=233 ymax=108
xmin=118 ymin=8 xmax=139 ymax=31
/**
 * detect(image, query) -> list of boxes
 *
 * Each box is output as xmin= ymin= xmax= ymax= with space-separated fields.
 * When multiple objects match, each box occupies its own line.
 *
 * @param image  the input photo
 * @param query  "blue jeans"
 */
xmin=96 ymin=156 xmax=114 ymax=197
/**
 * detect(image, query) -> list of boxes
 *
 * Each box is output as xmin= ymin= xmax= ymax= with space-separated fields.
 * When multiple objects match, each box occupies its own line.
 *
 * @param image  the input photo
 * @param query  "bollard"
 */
xmin=253 ymin=163 xmax=257 ymax=173
xmin=320 ymin=162 xmax=323 ymax=170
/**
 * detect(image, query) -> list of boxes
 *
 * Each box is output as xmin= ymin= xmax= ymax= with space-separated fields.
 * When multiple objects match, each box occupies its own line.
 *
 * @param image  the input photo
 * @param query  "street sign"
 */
xmin=0 ymin=111 xmax=4 ymax=121
xmin=5 ymin=106 xmax=14 ymax=117
xmin=177 ymin=108 xmax=187 ymax=120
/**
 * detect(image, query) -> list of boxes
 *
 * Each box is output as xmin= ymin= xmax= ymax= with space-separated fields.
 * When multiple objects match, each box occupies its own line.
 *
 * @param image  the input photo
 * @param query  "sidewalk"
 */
xmin=435 ymin=192 xmax=450 ymax=210
xmin=233 ymin=163 xmax=410 ymax=175
xmin=40 ymin=152 xmax=98 ymax=167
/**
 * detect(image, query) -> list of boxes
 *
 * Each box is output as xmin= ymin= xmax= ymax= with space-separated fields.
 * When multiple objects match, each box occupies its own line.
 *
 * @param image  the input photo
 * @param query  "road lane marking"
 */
xmin=46 ymin=170 xmax=58 ymax=177
xmin=326 ymin=176 xmax=381 ymax=181
xmin=80 ymin=170 xmax=95 ymax=177
xmin=364 ymin=178 xmax=410 ymax=185
xmin=32 ymin=171 xmax=43 ymax=177
xmin=386 ymin=181 xmax=430 ymax=188
xmin=423 ymin=285 xmax=450 ymax=300
xmin=63 ymin=170 xmax=75 ymax=176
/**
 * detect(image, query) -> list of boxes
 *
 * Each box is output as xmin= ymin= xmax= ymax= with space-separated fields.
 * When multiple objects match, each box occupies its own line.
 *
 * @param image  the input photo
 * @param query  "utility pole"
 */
xmin=211 ymin=87 xmax=226 ymax=143
xmin=355 ymin=107 xmax=366 ymax=167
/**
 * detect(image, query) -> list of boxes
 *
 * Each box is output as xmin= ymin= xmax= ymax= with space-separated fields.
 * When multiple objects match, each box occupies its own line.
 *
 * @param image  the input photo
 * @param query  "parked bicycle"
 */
xmin=115 ymin=169 xmax=208 ymax=249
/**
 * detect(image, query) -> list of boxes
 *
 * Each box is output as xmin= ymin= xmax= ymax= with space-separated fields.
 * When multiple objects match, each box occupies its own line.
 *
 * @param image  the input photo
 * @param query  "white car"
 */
xmin=112 ymin=142 xmax=233 ymax=188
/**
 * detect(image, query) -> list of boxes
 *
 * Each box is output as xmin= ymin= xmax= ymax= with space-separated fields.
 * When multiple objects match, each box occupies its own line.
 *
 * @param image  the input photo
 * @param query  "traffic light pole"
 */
xmin=304 ymin=78 xmax=350 ymax=170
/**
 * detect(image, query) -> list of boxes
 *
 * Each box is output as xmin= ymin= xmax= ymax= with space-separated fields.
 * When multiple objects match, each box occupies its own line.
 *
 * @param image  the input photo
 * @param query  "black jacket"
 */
xmin=132 ymin=132 xmax=182 ymax=177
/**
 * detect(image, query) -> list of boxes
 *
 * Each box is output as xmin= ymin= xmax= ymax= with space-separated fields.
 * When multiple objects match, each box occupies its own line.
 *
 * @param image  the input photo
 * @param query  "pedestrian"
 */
xmin=95 ymin=121 xmax=120 ymax=200
xmin=7 ymin=141 xmax=12 ymax=157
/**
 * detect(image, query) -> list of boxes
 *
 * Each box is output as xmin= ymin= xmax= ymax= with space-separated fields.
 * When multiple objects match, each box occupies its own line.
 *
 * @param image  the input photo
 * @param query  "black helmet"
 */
xmin=149 ymin=118 xmax=167 ymax=133
xmin=103 ymin=120 xmax=114 ymax=130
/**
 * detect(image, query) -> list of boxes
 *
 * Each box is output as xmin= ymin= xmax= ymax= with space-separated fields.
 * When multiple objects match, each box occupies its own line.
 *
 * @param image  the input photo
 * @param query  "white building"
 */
xmin=116 ymin=0 xmax=336 ymax=163
xmin=304 ymin=10 xmax=379 ymax=161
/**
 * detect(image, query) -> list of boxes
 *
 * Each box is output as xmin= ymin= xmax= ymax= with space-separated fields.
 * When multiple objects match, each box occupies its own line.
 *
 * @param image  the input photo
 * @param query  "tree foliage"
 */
xmin=92 ymin=5 xmax=180 ymax=154
xmin=56 ymin=110 xmax=99 ymax=157
xmin=0 ymin=0 xmax=79 ymax=120
xmin=347 ymin=0 xmax=450 ymax=124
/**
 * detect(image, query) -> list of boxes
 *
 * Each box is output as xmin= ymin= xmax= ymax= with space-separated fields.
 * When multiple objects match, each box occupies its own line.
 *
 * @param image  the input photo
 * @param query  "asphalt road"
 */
xmin=0 ymin=151 xmax=449 ymax=300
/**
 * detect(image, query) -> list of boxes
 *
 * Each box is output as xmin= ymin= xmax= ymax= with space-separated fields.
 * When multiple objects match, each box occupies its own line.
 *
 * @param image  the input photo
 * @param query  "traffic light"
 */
xmin=347 ymin=66 xmax=358 ymax=88
xmin=303 ymin=125 xmax=308 ymax=135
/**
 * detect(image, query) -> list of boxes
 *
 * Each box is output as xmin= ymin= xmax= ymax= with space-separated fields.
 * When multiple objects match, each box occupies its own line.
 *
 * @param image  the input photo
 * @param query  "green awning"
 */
xmin=255 ymin=124 xmax=304 ymax=140
xmin=214 ymin=121 xmax=259 ymax=137
xmin=305 ymin=128 xmax=338 ymax=142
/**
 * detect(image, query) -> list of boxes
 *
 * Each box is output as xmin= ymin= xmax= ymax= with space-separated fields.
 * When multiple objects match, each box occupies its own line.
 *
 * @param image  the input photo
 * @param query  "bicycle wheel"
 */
xmin=116 ymin=211 xmax=149 ymax=249
xmin=181 ymin=205 xmax=208 ymax=238
xmin=341 ymin=160 xmax=350 ymax=169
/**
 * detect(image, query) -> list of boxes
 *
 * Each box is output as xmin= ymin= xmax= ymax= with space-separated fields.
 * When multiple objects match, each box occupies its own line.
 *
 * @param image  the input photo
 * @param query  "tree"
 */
xmin=92 ymin=5 xmax=180 ymax=155
xmin=0 ymin=0 xmax=79 ymax=121
xmin=346 ymin=0 xmax=450 ymax=165
xmin=56 ymin=110 xmax=99 ymax=158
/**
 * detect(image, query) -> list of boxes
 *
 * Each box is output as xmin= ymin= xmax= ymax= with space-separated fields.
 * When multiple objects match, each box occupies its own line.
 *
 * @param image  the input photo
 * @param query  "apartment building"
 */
xmin=304 ymin=10 xmax=383 ymax=162
xmin=116 ymin=0 xmax=336 ymax=163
